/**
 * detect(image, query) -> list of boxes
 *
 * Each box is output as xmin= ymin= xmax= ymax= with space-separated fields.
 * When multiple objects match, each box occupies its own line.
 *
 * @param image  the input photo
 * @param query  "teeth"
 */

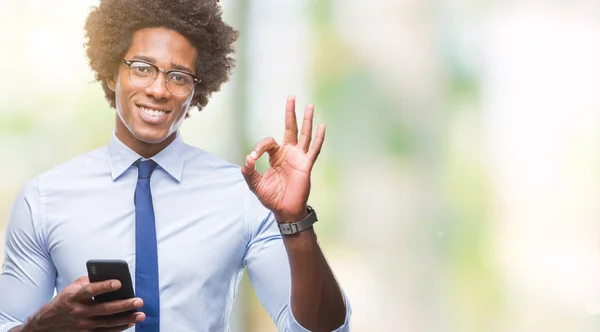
xmin=141 ymin=107 xmax=168 ymax=117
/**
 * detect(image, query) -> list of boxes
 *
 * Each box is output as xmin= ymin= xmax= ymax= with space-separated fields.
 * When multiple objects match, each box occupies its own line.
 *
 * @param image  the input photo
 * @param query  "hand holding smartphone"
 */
xmin=21 ymin=263 xmax=143 ymax=331
xmin=86 ymin=259 xmax=136 ymax=303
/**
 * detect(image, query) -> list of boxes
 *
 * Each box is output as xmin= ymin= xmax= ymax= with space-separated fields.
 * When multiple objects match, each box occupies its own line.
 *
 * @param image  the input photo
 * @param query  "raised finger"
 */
xmin=87 ymin=297 xmax=144 ymax=316
xmin=307 ymin=123 xmax=326 ymax=165
xmin=251 ymin=137 xmax=281 ymax=161
xmin=298 ymin=105 xmax=314 ymax=152
xmin=283 ymin=96 xmax=298 ymax=145
xmin=75 ymin=279 xmax=121 ymax=302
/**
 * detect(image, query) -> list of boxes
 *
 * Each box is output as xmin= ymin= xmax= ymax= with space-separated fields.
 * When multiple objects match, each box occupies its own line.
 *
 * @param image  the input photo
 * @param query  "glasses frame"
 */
xmin=121 ymin=59 xmax=201 ymax=96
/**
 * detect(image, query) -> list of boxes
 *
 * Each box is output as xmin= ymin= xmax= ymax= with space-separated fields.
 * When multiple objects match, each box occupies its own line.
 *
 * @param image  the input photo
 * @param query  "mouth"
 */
xmin=135 ymin=103 xmax=172 ymax=125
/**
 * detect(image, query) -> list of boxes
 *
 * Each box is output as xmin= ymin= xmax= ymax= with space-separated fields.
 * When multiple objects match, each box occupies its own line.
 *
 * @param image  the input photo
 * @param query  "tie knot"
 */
xmin=136 ymin=159 xmax=158 ymax=179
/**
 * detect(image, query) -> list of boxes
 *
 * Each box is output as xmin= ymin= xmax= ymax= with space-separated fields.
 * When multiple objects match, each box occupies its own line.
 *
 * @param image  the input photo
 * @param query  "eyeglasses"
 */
xmin=121 ymin=59 xmax=201 ymax=96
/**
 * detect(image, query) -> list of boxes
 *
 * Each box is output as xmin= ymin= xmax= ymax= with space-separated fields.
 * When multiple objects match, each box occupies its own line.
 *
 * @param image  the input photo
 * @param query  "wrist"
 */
xmin=275 ymin=205 xmax=319 ymax=236
xmin=274 ymin=210 xmax=309 ymax=224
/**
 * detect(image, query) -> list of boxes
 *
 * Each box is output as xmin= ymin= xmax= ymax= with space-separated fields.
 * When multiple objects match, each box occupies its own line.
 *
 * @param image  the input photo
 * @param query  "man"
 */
xmin=0 ymin=0 xmax=350 ymax=331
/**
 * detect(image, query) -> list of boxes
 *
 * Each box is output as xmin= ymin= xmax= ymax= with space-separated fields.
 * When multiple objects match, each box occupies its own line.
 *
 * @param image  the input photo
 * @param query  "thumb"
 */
xmin=241 ymin=154 xmax=262 ymax=194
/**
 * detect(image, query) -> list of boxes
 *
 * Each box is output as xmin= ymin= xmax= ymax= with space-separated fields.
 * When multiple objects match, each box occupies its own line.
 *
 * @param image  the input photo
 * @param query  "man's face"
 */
xmin=110 ymin=27 xmax=198 ymax=145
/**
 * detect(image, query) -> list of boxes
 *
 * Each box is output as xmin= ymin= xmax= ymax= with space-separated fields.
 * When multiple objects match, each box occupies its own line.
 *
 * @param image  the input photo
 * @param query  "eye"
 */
xmin=130 ymin=62 xmax=154 ymax=76
xmin=168 ymin=72 xmax=192 ymax=85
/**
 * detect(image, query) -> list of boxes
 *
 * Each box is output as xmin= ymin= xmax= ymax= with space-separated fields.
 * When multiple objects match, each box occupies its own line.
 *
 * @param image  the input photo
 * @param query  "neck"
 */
xmin=115 ymin=117 xmax=177 ymax=159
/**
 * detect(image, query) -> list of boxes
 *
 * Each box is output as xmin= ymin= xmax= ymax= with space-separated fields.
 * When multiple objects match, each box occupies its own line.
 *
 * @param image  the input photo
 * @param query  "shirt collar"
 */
xmin=107 ymin=131 xmax=186 ymax=182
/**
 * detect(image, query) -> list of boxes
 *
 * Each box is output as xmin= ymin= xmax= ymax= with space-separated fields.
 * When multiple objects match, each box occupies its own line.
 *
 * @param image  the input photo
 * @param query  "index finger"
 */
xmin=75 ymin=279 xmax=121 ymax=302
xmin=283 ymin=96 xmax=298 ymax=145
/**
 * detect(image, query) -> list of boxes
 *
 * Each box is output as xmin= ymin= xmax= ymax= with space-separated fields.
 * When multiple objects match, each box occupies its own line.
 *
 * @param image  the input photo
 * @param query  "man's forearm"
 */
xmin=282 ymin=226 xmax=346 ymax=331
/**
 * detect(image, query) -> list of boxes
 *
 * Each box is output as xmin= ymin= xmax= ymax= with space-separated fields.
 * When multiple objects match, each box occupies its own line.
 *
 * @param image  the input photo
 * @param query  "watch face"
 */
xmin=278 ymin=207 xmax=318 ymax=235
xmin=279 ymin=223 xmax=298 ymax=235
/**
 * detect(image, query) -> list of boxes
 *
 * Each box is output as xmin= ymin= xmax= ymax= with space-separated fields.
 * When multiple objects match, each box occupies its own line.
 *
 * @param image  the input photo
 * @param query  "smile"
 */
xmin=135 ymin=104 xmax=172 ymax=125
xmin=140 ymin=107 xmax=170 ymax=117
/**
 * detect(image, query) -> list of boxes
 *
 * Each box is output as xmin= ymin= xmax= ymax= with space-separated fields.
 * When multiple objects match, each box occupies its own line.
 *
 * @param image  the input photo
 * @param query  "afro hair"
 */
xmin=84 ymin=0 xmax=238 ymax=110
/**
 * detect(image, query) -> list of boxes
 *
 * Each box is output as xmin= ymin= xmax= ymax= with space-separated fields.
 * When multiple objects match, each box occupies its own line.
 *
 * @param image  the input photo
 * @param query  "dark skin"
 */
xmin=241 ymin=98 xmax=346 ymax=330
xmin=108 ymin=28 xmax=198 ymax=158
xmin=12 ymin=277 xmax=145 ymax=332
xmin=12 ymin=27 xmax=345 ymax=331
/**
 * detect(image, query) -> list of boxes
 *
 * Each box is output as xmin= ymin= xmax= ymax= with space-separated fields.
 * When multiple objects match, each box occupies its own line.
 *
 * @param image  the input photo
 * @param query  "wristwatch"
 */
xmin=278 ymin=205 xmax=318 ymax=235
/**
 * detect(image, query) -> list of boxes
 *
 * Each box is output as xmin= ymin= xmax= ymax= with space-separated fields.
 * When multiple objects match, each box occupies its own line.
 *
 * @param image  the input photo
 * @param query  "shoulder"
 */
xmin=30 ymin=146 xmax=109 ymax=195
xmin=37 ymin=146 xmax=108 ymax=181
xmin=180 ymin=142 xmax=243 ymax=181
xmin=179 ymin=143 xmax=272 ymax=224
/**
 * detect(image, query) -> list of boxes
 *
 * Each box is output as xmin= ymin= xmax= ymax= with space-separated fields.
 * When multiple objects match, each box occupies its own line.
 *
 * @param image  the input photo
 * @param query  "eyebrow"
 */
xmin=132 ymin=55 xmax=195 ymax=74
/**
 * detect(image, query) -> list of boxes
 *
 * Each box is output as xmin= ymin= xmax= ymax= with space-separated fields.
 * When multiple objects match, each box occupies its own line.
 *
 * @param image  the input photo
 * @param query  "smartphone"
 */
xmin=86 ymin=259 xmax=135 ymax=303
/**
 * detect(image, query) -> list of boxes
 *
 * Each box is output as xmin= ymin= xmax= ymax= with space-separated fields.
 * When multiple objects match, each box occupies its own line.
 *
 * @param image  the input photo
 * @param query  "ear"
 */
xmin=106 ymin=75 xmax=117 ymax=92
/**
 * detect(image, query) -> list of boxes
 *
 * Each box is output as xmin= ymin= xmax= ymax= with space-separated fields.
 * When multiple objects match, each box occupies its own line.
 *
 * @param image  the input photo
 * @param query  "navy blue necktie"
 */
xmin=134 ymin=160 xmax=160 ymax=331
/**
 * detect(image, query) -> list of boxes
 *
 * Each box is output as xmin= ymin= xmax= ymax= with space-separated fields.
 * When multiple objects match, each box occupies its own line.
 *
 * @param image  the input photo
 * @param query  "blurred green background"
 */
xmin=2 ymin=0 xmax=600 ymax=331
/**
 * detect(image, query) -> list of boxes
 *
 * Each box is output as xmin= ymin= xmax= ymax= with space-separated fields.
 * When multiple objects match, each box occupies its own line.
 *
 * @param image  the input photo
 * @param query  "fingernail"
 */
xmin=111 ymin=281 xmax=120 ymax=289
xmin=250 ymin=151 xmax=257 ymax=159
xmin=133 ymin=299 xmax=142 ymax=307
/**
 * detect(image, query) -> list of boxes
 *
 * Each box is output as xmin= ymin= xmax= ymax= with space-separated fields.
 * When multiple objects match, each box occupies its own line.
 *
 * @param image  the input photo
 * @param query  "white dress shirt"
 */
xmin=0 ymin=133 xmax=351 ymax=331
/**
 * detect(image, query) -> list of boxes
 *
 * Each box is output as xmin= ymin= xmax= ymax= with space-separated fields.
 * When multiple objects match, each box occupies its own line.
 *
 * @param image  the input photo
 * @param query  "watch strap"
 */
xmin=278 ymin=206 xmax=318 ymax=235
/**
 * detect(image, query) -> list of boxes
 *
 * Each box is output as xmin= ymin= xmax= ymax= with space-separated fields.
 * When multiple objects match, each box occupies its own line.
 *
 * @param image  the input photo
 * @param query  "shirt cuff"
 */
xmin=286 ymin=290 xmax=352 ymax=332
xmin=0 ymin=322 xmax=23 ymax=332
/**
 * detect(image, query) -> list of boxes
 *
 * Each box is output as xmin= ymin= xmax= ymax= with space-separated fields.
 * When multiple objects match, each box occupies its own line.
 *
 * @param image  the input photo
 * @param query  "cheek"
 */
xmin=177 ymin=94 xmax=194 ymax=117
xmin=114 ymin=75 xmax=138 ymax=112
xmin=113 ymin=76 xmax=137 ymax=127
xmin=114 ymin=74 xmax=127 ymax=105
xmin=174 ymin=105 xmax=189 ymax=124
xmin=169 ymin=98 xmax=193 ymax=129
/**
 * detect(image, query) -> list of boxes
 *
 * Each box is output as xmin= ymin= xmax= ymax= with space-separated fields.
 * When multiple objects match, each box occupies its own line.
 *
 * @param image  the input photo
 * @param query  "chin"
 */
xmin=132 ymin=126 xmax=173 ymax=144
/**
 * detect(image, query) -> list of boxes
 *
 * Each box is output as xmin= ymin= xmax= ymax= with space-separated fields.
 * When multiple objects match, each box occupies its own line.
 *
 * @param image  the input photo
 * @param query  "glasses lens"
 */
xmin=166 ymin=72 xmax=194 ymax=96
xmin=129 ymin=62 xmax=156 ymax=87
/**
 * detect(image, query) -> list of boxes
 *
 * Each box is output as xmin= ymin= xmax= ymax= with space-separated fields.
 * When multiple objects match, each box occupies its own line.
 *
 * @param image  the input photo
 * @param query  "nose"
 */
xmin=144 ymin=72 xmax=171 ymax=100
